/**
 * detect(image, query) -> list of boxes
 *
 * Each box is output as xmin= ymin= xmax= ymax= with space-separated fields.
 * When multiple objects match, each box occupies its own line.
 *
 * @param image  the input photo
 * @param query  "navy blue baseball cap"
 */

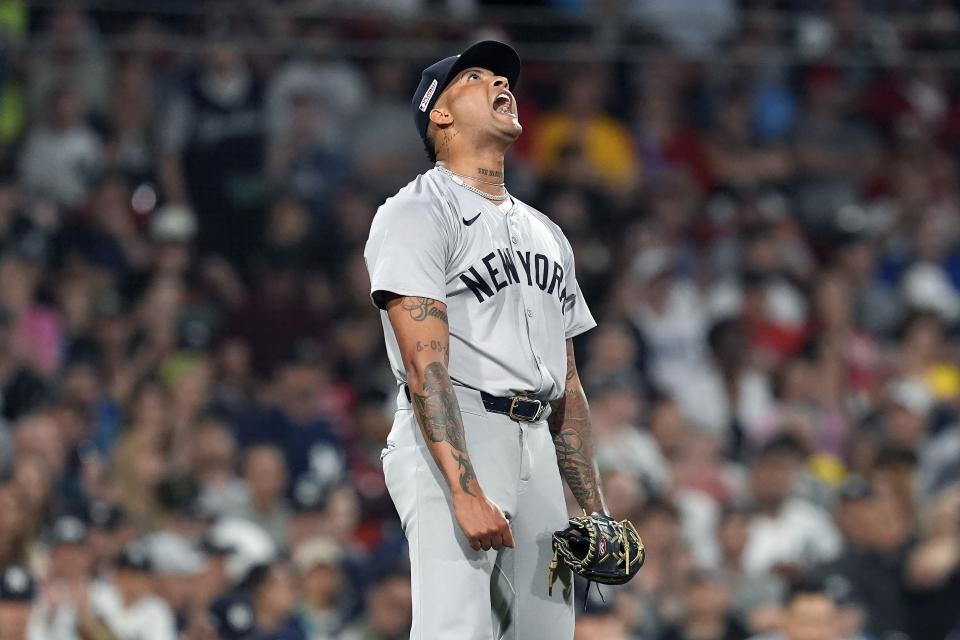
xmin=412 ymin=40 xmax=521 ymax=140
xmin=0 ymin=566 xmax=35 ymax=601
xmin=209 ymin=593 xmax=256 ymax=640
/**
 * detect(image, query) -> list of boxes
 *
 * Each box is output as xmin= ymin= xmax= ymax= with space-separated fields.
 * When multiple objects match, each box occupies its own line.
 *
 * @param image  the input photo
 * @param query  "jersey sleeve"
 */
xmin=364 ymin=192 xmax=453 ymax=309
xmin=560 ymin=235 xmax=597 ymax=339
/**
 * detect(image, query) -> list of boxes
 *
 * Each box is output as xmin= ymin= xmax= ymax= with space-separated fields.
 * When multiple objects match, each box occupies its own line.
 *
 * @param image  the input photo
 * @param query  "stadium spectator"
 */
xmin=25 ymin=8 xmax=109 ymax=116
xmin=159 ymin=38 xmax=265 ymax=262
xmin=88 ymin=542 xmax=178 ymax=640
xmin=593 ymin=381 xmax=672 ymax=494
xmin=815 ymin=476 xmax=910 ymax=639
xmin=745 ymin=578 xmax=841 ymax=640
xmin=659 ymin=568 xmax=749 ymax=640
xmin=232 ymin=444 xmax=292 ymax=549
xmin=28 ymin=516 xmax=91 ymax=639
xmin=531 ymin=67 xmax=639 ymax=193
xmin=148 ymin=531 xmax=207 ymax=632
xmin=0 ymin=565 xmax=36 ymax=640
xmin=18 ymin=85 xmax=103 ymax=209
xmin=339 ymin=568 xmax=412 ymax=640
xmin=293 ymin=536 xmax=350 ymax=638
xmin=244 ymin=560 xmax=307 ymax=639
xmin=190 ymin=418 xmax=248 ymax=520
xmin=741 ymin=437 xmax=842 ymax=576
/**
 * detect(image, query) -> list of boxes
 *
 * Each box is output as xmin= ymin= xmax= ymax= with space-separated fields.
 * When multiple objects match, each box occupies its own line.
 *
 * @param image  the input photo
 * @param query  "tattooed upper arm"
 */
xmin=400 ymin=297 xmax=448 ymax=324
xmin=387 ymin=297 xmax=451 ymax=368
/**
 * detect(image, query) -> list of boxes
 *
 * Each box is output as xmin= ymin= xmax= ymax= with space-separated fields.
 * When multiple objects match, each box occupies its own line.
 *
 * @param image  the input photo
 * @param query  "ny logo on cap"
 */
xmin=4 ymin=567 xmax=28 ymax=593
xmin=419 ymin=79 xmax=438 ymax=112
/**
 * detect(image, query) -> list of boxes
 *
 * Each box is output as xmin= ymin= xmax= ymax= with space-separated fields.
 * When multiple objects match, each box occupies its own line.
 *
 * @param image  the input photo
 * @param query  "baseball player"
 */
xmin=364 ymin=41 xmax=603 ymax=640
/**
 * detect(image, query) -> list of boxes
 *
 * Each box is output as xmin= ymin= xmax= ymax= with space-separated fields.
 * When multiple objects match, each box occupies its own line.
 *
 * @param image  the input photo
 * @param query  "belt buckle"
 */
xmin=509 ymin=395 xmax=544 ymax=422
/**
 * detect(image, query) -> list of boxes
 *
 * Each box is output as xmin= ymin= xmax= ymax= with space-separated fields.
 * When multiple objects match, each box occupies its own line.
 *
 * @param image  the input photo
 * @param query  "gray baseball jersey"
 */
xmin=364 ymin=167 xmax=596 ymax=400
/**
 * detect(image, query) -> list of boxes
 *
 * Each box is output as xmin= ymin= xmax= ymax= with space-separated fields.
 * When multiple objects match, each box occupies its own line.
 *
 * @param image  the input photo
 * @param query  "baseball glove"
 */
xmin=548 ymin=512 xmax=644 ymax=595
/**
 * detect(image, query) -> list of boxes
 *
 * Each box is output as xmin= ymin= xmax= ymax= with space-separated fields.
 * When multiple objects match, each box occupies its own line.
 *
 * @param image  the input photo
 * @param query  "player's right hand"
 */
xmin=452 ymin=491 xmax=516 ymax=551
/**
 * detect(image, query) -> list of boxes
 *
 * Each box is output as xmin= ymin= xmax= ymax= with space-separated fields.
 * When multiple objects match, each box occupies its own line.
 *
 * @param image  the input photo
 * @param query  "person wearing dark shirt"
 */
xmin=234 ymin=353 xmax=343 ymax=485
xmin=160 ymin=39 xmax=265 ymax=264
xmin=901 ymin=488 xmax=960 ymax=640
xmin=242 ymin=562 xmax=308 ymax=640
xmin=0 ymin=305 xmax=47 ymax=421
xmin=815 ymin=476 xmax=910 ymax=639
xmin=209 ymin=590 xmax=257 ymax=640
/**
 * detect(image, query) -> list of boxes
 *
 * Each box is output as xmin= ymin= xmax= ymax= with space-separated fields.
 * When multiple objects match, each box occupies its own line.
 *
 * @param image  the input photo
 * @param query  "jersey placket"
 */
xmin=504 ymin=205 xmax=550 ymax=397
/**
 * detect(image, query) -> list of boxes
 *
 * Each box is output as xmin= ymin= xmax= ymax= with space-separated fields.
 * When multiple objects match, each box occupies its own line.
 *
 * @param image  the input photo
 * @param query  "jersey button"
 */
xmin=526 ymin=308 xmax=533 ymax=318
xmin=511 ymin=235 xmax=520 ymax=244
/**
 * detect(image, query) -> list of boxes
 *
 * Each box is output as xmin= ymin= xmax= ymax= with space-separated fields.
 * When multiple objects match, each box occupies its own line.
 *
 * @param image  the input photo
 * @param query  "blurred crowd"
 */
xmin=1 ymin=1 xmax=960 ymax=639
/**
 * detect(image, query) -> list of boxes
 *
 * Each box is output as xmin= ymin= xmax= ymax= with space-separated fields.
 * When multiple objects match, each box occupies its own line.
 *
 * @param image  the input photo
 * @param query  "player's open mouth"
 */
xmin=492 ymin=92 xmax=514 ymax=115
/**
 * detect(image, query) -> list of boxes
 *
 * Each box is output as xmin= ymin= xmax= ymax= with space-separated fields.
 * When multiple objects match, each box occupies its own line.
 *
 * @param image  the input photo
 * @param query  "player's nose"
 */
xmin=491 ymin=75 xmax=510 ymax=91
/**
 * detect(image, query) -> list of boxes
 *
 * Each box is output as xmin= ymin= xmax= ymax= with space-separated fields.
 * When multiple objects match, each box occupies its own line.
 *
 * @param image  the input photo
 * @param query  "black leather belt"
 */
xmin=403 ymin=384 xmax=546 ymax=423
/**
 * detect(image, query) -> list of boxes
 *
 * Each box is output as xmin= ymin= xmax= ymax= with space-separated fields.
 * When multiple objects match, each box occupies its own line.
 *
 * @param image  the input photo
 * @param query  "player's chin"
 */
xmin=491 ymin=113 xmax=522 ymax=138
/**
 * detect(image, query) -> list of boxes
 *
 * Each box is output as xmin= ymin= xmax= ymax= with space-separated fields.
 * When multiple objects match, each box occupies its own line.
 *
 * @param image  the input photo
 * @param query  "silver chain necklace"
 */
xmin=435 ymin=165 xmax=509 ymax=201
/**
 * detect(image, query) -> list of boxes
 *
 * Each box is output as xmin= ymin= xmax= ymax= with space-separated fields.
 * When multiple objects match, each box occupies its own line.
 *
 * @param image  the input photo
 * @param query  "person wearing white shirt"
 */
xmin=88 ymin=542 xmax=177 ymax=640
xmin=591 ymin=381 xmax=671 ymax=494
xmin=18 ymin=87 xmax=103 ymax=209
xmin=742 ymin=437 xmax=841 ymax=576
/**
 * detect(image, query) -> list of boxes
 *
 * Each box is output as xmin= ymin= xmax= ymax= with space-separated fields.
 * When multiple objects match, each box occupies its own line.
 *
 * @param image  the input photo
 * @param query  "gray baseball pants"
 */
xmin=382 ymin=385 xmax=575 ymax=640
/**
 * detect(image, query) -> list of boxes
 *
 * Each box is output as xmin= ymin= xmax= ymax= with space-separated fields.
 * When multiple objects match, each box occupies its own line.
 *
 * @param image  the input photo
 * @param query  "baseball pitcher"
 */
xmin=364 ymin=41 xmax=633 ymax=640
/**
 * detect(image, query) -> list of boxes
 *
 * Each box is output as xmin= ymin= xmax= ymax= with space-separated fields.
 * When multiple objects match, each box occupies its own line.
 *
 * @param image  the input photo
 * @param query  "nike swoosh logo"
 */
xmin=462 ymin=211 xmax=482 ymax=226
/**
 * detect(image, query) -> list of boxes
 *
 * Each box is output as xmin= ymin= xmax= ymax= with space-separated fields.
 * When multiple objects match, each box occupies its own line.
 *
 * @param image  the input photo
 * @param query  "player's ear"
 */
xmin=429 ymin=107 xmax=453 ymax=128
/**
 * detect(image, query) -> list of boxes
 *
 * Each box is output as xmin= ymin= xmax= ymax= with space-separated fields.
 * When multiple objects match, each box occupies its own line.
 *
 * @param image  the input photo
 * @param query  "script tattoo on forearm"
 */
xmin=412 ymin=362 xmax=477 ymax=495
xmin=549 ymin=347 xmax=601 ymax=512
xmin=415 ymin=340 xmax=449 ymax=358
xmin=401 ymin=297 xmax=448 ymax=324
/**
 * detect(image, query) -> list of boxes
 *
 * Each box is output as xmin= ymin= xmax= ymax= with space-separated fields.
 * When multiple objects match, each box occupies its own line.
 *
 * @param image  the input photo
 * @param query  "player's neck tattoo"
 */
xmin=477 ymin=167 xmax=503 ymax=180
xmin=437 ymin=164 xmax=504 ymax=186
xmin=436 ymin=165 xmax=509 ymax=201
xmin=439 ymin=129 xmax=459 ymax=157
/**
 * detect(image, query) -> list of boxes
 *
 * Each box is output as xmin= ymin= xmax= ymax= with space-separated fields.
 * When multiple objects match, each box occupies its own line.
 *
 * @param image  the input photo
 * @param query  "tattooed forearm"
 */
xmin=551 ymin=412 xmax=601 ymax=512
xmin=548 ymin=351 xmax=580 ymax=433
xmin=411 ymin=362 xmax=477 ymax=496
xmin=412 ymin=362 xmax=464 ymax=447
xmin=450 ymin=451 xmax=477 ymax=494
xmin=550 ymin=340 xmax=603 ymax=513
xmin=415 ymin=340 xmax=449 ymax=358
xmin=401 ymin=297 xmax=448 ymax=324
